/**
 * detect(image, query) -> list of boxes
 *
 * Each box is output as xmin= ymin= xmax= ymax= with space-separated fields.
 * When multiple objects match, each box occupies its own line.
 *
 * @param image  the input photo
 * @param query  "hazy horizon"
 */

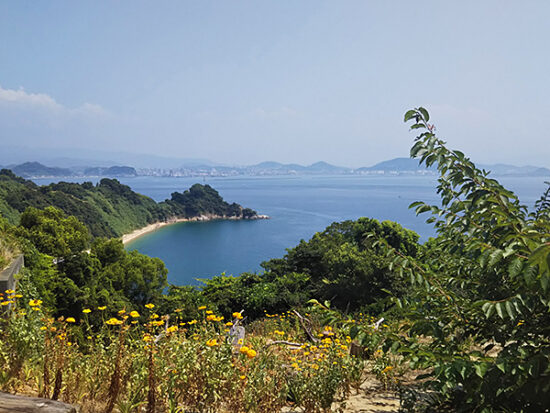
xmin=1 ymin=1 xmax=550 ymax=167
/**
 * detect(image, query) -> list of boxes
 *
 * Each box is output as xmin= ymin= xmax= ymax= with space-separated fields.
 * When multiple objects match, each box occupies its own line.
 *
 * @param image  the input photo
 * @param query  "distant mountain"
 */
xmin=249 ymin=161 xmax=348 ymax=174
xmin=358 ymin=157 xmax=433 ymax=172
xmin=307 ymin=161 xmax=350 ymax=173
xmin=356 ymin=157 xmax=550 ymax=177
xmin=479 ymin=163 xmax=550 ymax=177
xmin=10 ymin=162 xmax=73 ymax=178
xmin=83 ymin=166 xmax=138 ymax=177
xmin=253 ymin=161 xmax=285 ymax=169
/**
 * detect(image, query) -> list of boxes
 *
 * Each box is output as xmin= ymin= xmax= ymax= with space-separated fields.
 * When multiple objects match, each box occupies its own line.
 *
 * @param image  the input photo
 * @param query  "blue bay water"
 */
xmin=33 ymin=175 xmax=549 ymax=286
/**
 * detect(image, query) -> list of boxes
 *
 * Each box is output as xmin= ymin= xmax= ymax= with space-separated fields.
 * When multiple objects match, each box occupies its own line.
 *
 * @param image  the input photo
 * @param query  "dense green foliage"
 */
xmin=162 ymin=183 xmax=256 ymax=219
xmin=197 ymin=218 xmax=418 ymax=318
xmin=0 ymin=170 xmax=257 ymax=238
xmin=364 ymin=108 xmax=550 ymax=411
xmin=5 ymin=209 xmax=168 ymax=320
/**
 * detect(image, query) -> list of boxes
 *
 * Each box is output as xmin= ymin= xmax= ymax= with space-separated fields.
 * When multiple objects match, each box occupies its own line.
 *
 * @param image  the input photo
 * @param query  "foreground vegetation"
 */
xmin=0 ymin=292 xmax=381 ymax=412
xmin=1 ymin=107 xmax=550 ymax=412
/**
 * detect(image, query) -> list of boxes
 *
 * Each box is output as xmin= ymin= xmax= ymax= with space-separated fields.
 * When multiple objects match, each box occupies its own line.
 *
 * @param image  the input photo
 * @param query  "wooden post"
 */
xmin=0 ymin=392 xmax=77 ymax=413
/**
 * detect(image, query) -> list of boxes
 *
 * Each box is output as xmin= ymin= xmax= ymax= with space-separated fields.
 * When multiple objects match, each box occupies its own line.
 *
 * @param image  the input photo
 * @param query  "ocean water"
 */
xmin=33 ymin=175 xmax=549 ymax=286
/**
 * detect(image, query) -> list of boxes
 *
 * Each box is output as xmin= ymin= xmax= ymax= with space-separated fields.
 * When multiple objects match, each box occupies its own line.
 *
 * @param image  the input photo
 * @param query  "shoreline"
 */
xmin=121 ymin=214 xmax=269 ymax=245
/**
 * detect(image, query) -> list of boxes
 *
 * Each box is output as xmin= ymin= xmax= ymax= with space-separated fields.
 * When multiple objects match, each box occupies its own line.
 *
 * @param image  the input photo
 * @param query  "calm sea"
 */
xmin=33 ymin=175 xmax=549 ymax=285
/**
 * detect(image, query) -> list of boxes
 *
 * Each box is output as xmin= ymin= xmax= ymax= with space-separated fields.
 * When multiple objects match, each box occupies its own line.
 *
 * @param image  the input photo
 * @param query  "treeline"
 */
xmin=198 ymin=218 xmax=419 ymax=319
xmin=2 ymin=203 xmax=414 ymax=324
xmin=0 ymin=170 xmax=257 ymax=238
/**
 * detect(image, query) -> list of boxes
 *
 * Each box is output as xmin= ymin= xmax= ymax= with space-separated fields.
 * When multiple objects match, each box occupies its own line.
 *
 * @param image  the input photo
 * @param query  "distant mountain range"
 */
xmin=1 ymin=158 xmax=549 ymax=179
xmin=1 ymin=162 xmax=137 ymax=178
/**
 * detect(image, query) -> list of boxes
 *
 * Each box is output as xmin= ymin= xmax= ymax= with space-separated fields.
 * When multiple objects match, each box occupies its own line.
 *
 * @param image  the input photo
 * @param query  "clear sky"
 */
xmin=1 ymin=1 xmax=549 ymax=167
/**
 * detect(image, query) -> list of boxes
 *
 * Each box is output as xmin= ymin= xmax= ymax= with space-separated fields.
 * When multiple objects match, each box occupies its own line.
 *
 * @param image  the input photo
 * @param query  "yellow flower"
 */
xmin=198 ymin=305 xmax=206 ymax=310
xmin=188 ymin=319 xmax=197 ymax=325
xmin=15 ymin=294 xmax=22 ymax=298
xmin=1 ymin=301 xmax=10 ymax=306
xmin=145 ymin=303 xmax=155 ymax=309
xmin=206 ymin=314 xmax=217 ymax=321
xmin=67 ymin=342 xmax=72 ymax=346
xmin=29 ymin=299 xmax=42 ymax=307
xmin=98 ymin=306 xmax=106 ymax=311
xmin=118 ymin=309 xmax=126 ymax=315
xmin=82 ymin=308 xmax=91 ymax=314
xmin=143 ymin=334 xmax=153 ymax=342
xmin=87 ymin=336 xmax=92 ymax=340
xmin=66 ymin=317 xmax=76 ymax=323
xmin=166 ymin=325 xmax=178 ymax=333
xmin=239 ymin=375 xmax=246 ymax=380
xmin=206 ymin=310 xmax=213 ymax=314
xmin=105 ymin=318 xmax=123 ymax=325
xmin=150 ymin=313 xmax=159 ymax=319
xmin=239 ymin=346 xmax=249 ymax=354
xmin=206 ymin=338 xmax=218 ymax=347
xmin=5 ymin=289 xmax=15 ymax=294
xmin=225 ymin=321 xmax=233 ymax=327
xmin=40 ymin=326 xmax=47 ymax=331
xmin=232 ymin=312 xmax=243 ymax=320
xmin=246 ymin=349 xmax=257 ymax=359
xmin=129 ymin=310 xmax=140 ymax=318
xmin=312 ymin=363 xmax=319 ymax=370
xmin=382 ymin=365 xmax=393 ymax=374
xmin=174 ymin=308 xmax=182 ymax=313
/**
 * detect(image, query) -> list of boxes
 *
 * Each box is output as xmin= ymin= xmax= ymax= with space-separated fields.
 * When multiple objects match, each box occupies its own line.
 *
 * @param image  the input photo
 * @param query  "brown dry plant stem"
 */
xmin=103 ymin=324 xmax=127 ymax=413
xmin=146 ymin=343 xmax=156 ymax=413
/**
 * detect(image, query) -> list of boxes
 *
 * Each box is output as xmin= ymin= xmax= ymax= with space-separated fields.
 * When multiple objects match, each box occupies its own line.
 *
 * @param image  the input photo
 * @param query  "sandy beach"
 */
xmin=121 ymin=214 xmax=269 ymax=245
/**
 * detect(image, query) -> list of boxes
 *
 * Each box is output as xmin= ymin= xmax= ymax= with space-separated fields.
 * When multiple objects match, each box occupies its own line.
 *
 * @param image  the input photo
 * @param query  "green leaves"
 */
xmin=396 ymin=107 xmax=550 ymax=410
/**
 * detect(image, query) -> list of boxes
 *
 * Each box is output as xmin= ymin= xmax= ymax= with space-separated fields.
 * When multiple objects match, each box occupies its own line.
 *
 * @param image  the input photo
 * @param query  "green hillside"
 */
xmin=0 ymin=169 xmax=256 ymax=238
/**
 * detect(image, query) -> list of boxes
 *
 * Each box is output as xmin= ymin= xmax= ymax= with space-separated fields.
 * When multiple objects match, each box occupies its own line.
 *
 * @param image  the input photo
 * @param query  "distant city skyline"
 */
xmin=1 ymin=1 xmax=549 ymax=167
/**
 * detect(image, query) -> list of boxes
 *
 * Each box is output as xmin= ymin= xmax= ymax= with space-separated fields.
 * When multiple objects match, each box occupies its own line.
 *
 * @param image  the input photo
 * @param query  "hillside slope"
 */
xmin=0 ymin=169 xmax=257 ymax=238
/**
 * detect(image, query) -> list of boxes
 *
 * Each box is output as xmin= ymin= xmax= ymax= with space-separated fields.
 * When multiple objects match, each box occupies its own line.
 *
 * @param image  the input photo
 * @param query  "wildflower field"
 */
xmin=0 ymin=292 xmax=399 ymax=413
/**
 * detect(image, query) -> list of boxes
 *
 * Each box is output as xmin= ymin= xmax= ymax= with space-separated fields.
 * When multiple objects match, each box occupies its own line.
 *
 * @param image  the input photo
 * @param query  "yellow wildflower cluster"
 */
xmin=206 ymin=338 xmax=218 ymax=347
xmin=239 ymin=345 xmax=257 ymax=359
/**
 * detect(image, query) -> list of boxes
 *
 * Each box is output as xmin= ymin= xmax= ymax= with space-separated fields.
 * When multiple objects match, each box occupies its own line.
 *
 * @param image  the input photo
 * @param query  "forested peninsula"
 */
xmin=0 ymin=169 xmax=260 ymax=238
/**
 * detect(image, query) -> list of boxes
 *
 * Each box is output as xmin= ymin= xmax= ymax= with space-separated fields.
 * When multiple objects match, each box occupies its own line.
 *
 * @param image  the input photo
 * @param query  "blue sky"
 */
xmin=1 ymin=1 xmax=549 ymax=167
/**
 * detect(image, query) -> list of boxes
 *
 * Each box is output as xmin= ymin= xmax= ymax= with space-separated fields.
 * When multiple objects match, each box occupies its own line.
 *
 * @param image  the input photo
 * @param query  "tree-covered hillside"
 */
xmin=0 ymin=170 xmax=257 ymax=238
